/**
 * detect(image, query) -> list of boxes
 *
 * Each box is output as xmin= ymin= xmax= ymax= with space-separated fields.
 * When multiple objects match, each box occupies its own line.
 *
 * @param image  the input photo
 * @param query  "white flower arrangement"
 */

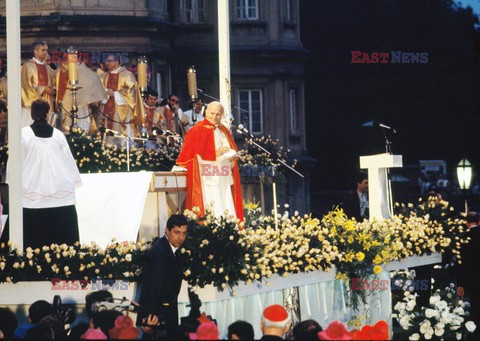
xmin=394 ymin=282 xmax=476 ymax=340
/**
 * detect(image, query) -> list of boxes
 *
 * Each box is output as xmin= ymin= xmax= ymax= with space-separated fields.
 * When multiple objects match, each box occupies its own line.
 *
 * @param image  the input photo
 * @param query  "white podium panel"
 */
xmin=360 ymin=153 xmax=402 ymax=221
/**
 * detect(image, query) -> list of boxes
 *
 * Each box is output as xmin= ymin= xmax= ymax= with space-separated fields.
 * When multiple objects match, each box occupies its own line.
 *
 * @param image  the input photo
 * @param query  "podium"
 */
xmin=139 ymin=172 xmax=187 ymax=241
xmin=360 ymin=153 xmax=402 ymax=220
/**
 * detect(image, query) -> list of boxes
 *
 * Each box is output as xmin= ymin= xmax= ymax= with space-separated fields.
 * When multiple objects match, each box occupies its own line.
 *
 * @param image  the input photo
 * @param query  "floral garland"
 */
xmin=0 ymin=198 xmax=467 ymax=312
xmin=0 ymin=240 xmax=147 ymax=284
xmin=0 ymin=131 xmax=293 ymax=175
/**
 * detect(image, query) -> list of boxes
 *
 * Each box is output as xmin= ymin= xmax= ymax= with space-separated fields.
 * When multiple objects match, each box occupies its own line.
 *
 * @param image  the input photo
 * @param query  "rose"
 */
xmin=429 ymin=295 xmax=440 ymax=305
xmin=355 ymin=252 xmax=365 ymax=262
xmin=453 ymin=307 xmax=464 ymax=316
xmin=434 ymin=322 xmax=445 ymax=337
xmin=406 ymin=299 xmax=416 ymax=311
xmin=465 ymin=321 xmax=477 ymax=333
xmin=425 ymin=308 xmax=439 ymax=318
xmin=373 ymin=265 xmax=382 ymax=275
xmin=399 ymin=315 xmax=411 ymax=329
xmin=435 ymin=300 xmax=448 ymax=310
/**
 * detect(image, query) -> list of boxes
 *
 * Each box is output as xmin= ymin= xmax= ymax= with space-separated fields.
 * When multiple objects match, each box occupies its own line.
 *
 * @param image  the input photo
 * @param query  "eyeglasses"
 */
xmin=170 ymin=99 xmax=179 ymax=103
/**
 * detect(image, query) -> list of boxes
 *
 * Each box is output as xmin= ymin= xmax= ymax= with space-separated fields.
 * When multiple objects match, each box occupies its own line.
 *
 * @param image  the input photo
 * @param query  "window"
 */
xmin=238 ymin=90 xmax=263 ymax=133
xmin=181 ymin=0 xmax=205 ymax=24
xmin=237 ymin=0 xmax=258 ymax=20
xmin=148 ymin=0 xmax=167 ymax=14
xmin=289 ymin=89 xmax=297 ymax=133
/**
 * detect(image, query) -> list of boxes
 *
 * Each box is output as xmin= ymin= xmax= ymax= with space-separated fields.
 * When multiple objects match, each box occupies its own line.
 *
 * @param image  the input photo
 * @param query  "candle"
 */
xmin=67 ymin=48 xmax=78 ymax=85
xmin=137 ymin=56 xmax=148 ymax=90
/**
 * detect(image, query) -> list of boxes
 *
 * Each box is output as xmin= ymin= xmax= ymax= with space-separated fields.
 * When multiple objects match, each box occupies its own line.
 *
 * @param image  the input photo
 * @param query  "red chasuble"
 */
xmin=177 ymin=119 xmax=244 ymax=221
xmin=57 ymin=69 xmax=69 ymax=107
xmin=36 ymin=64 xmax=49 ymax=86
xmin=103 ymin=73 xmax=119 ymax=129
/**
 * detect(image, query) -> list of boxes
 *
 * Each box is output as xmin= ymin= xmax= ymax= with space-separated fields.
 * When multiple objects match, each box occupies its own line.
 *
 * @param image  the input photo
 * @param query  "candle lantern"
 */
xmin=67 ymin=46 xmax=79 ymax=86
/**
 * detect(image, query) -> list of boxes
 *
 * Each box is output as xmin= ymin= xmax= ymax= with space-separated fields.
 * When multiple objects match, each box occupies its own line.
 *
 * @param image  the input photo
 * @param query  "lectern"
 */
xmin=360 ymin=153 xmax=402 ymax=220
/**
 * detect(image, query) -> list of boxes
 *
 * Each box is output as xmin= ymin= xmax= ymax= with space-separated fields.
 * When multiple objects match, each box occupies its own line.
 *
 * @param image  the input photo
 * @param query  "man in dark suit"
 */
xmin=342 ymin=172 xmax=369 ymax=221
xmin=138 ymin=214 xmax=188 ymax=338
xmin=457 ymin=212 xmax=480 ymax=336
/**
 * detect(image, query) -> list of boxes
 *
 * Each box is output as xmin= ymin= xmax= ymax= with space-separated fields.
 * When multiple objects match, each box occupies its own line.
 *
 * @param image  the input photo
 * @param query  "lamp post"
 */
xmin=456 ymin=158 xmax=473 ymax=214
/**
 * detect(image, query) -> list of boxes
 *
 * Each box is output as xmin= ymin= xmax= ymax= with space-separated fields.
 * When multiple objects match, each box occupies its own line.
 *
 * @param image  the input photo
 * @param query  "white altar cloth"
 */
xmin=76 ymin=172 xmax=153 ymax=248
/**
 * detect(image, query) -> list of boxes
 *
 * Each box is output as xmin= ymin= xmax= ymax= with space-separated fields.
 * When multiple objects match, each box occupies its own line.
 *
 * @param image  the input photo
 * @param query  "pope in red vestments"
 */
xmin=176 ymin=101 xmax=244 ymax=221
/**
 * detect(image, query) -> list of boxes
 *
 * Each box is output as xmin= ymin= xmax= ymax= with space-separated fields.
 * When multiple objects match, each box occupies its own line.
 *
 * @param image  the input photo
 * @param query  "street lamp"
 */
xmin=456 ymin=158 xmax=473 ymax=213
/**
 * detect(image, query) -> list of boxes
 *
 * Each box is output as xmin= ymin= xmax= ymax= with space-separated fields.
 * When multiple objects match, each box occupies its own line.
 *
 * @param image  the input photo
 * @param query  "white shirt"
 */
xmin=7 ymin=127 xmax=82 ymax=208
xmin=32 ymin=57 xmax=44 ymax=65
xmin=166 ymin=236 xmax=178 ymax=254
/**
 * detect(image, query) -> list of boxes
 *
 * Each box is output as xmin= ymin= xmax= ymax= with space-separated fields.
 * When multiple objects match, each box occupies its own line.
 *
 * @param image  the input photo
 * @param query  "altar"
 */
xmin=75 ymin=171 xmax=186 ymax=247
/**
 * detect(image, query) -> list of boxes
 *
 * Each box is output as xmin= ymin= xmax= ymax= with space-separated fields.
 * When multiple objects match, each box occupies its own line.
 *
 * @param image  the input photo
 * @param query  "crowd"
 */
xmin=0 ymin=294 xmax=334 ymax=340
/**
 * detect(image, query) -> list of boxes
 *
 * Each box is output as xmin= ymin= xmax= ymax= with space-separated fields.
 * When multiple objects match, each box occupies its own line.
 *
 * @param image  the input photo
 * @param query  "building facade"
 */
xmin=0 ymin=0 xmax=314 ymax=213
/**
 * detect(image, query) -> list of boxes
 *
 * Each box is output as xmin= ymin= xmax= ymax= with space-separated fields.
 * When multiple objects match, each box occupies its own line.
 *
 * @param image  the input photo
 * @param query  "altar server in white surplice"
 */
xmin=7 ymin=99 xmax=82 ymax=249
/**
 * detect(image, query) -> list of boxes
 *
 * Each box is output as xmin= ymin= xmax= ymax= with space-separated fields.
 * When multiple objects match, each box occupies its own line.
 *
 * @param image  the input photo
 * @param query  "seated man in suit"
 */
xmin=138 ymin=214 xmax=188 ymax=338
xmin=342 ymin=172 xmax=369 ymax=221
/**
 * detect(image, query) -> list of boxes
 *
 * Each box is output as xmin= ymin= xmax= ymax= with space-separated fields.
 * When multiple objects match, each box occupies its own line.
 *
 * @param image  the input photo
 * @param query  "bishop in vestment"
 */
xmin=100 ymin=54 xmax=144 ymax=137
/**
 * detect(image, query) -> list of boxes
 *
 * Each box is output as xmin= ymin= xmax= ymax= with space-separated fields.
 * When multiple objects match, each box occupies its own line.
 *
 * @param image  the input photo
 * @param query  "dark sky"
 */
xmin=300 ymin=0 xmax=480 ymax=191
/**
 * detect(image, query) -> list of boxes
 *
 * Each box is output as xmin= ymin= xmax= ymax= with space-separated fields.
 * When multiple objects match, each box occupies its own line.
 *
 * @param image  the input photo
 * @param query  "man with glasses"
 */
xmin=99 ymin=54 xmax=144 ymax=137
xmin=161 ymin=94 xmax=185 ymax=138
xmin=21 ymin=41 xmax=56 ymax=127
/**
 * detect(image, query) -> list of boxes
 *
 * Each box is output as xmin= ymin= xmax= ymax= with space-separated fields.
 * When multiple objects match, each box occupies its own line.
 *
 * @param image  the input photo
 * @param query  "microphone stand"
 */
xmin=104 ymin=129 xmax=148 ymax=172
xmin=190 ymin=99 xmax=197 ymax=126
xmin=239 ymin=132 xmax=305 ymax=230
xmin=380 ymin=126 xmax=394 ymax=216
xmin=172 ymin=110 xmax=186 ymax=138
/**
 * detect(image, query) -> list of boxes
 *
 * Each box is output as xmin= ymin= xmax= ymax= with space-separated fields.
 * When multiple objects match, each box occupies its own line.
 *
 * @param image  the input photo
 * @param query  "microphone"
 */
xmin=99 ymin=126 xmax=123 ymax=136
xmin=187 ymin=66 xmax=198 ymax=103
xmin=237 ymin=124 xmax=254 ymax=138
xmin=151 ymin=126 xmax=177 ymax=137
xmin=375 ymin=121 xmax=396 ymax=133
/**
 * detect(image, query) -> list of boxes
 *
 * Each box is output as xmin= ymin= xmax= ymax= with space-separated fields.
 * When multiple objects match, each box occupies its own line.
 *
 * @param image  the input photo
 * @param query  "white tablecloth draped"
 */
xmin=76 ymin=172 xmax=153 ymax=248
